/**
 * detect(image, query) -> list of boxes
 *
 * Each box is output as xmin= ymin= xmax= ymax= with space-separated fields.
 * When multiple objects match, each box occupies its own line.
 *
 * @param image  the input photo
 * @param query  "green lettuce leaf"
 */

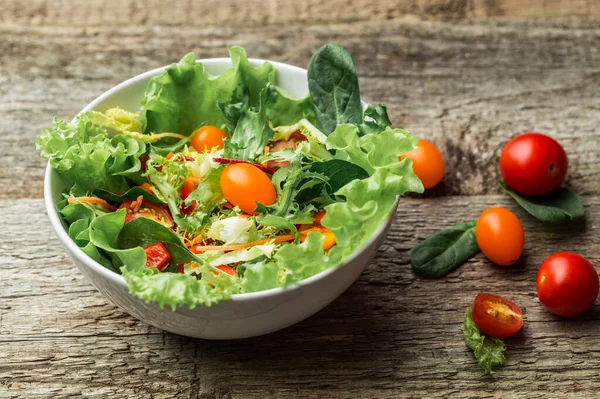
xmin=359 ymin=104 xmax=392 ymax=136
xmin=322 ymin=124 xmax=423 ymax=255
xmin=141 ymin=47 xmax=276 ymax=135
xmin=263 ymin=84 xmax=317 ymax=127
xmin=223 ymin=88 xmax=274 ymax=161
xmin=463 ymin=309 xmax=507 ymax=375
xmin=36 ymin=113 xmax=146 ymax=193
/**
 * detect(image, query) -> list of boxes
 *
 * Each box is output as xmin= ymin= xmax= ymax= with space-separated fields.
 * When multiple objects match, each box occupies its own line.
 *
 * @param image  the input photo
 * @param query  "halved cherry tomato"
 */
xmin=119 ymin=199 xmax=174 ymax=228
xmin=220 ymin=163 xmax=276 ymax=214
xmin=400 ymin=139 xmax=445 ymax=189
xmin=179 ymin=176 xmax=202 ymax=214
xmin=144 ymin=242 xmax=172 ymax=271
xmin=472 ymin=293 xmax=523 ymax=339
xmin=476 ymin=207 xmax=524 ymax=266
xmin=500 ymin=133 xmax=568 ymax=197
xmin=191 ymin=125 xmax=228 ymax=153
xmin=537 ymin=252 xmax=599 ymax=316
xmin=211 ymin=265 xmax=237 ymax=277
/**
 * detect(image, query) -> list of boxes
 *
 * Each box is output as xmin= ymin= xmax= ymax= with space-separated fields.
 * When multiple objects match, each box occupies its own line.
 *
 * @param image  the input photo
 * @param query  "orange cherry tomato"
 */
xmin=476 ymin=207 xmax=524 ymax=266
xmin=220 ymin=163 xmax=276 ymax=214
xmin=139 ymin=182 xmax=154 ymax=194
xmin=179 ymin=176 xmax=201 ymax=214
xmin=191 ymin=125 xmax=228 ymax=153
xmin=400 ymin=139 xmax=445 ymax=189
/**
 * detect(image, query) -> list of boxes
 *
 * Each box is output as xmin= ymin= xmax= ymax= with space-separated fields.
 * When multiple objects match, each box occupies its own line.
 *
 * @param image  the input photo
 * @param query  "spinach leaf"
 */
xmin=499 ymin=181 xmax=584 ymax=224
xmin=410 ymin=221 xmax=479 ymax=277
xmin=296 ymin=159 xmax=369 ymax=204
xmin=93 ymin=187 xmax=166 ymax=205
xmin=359 ymin=104 xmax=391 ymax=135
xmin=308 ymin=43 xmax=362 ymax=135
xmin=463 ymin=309 xmax=507 ymax=375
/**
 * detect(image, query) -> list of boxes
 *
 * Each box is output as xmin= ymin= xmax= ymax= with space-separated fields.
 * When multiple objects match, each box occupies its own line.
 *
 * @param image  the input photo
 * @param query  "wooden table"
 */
xmin=2 ymin=1 xmax=599 ymax=397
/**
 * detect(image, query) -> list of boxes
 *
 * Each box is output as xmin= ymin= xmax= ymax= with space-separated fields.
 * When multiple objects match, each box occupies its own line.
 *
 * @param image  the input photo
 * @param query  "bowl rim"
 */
xmin=43 ymin=57 xmax=399 ymax=303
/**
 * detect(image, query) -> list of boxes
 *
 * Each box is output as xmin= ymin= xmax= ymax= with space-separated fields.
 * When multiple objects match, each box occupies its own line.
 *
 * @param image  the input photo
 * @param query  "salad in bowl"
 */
xmin=37 ymin=44 xmax=423 ymax=313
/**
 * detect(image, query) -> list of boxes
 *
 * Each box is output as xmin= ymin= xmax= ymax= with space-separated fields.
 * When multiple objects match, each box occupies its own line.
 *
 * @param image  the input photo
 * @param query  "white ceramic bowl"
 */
xmin=44 ymin=58 xmax=399 ymax=339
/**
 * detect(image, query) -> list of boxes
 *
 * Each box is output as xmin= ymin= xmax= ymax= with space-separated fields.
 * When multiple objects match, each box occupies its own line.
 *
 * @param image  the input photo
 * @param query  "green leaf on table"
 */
xmin=308 ymin=43 xmax=362 ymax=135
xmin=410 ymin=221 xmax=479 ymax=277
xmin=93 ymin=187 xmax=165 ymax=205
xmin=499 ymin=181 xmax=584 ymax=224
xmin=463 ymin=309 xmax=507 ymax=375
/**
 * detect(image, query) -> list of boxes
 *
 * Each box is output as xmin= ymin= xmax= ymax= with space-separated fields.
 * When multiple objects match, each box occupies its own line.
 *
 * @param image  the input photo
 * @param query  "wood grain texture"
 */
xmin=1 ymin=197 xmax=599 ymax=398
xmin=2 ymin=3 xmax=600 ymax=397
xmin=2 ymin=18 xmax=600 ymax=199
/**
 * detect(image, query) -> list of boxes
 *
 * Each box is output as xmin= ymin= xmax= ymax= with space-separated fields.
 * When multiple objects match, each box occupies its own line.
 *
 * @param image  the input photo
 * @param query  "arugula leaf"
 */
xmin=93 ymin=187 xmax=165 ymax=205
xmin=36 ymin=113 xmax=146 ymax=193
xmin=463 ymin=309 xmax=507 ymax=375
xmin=218 ymin=83 xmax=250 ymax=134
xmin=500 ymin=181 xmax=585 ymax=224
xmin=308 ymin=43 xmax=362 ymax=135
xmin=141 ymin=47 xmax=276 ymax=135
xmin=359 ymin=104 xmax=392 ymax=135
xmin=410 ymin=221 xmax=479 ymax=277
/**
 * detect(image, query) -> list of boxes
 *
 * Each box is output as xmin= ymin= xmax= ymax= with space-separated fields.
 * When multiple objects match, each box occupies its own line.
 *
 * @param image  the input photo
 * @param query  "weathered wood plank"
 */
xmin=1 ymin=197 xmax=599 ymax=398
xmin=2 ymin=19 xmax=600 ymax=199
xmin=2 ymin=0 xmax=599 ymax=28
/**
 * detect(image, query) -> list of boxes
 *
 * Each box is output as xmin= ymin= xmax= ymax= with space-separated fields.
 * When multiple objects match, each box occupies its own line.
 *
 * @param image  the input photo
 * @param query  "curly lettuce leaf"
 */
xmin=320 ymin=124 xmax=422 ymax=255
xmin=36 ymin=113 xmax=146 ymax=193
xmin=463 ymin=309 xmax=507 ymax=374
xmin=141 ymin=47 xmax=276 ymax=135
xmin=358 ymin=104 xmax=391 ymax=136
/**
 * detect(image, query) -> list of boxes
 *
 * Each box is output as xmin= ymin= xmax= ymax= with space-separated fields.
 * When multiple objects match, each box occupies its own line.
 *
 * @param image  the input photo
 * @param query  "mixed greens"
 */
xmin=37 ymin=44 xmax=424 ymax=309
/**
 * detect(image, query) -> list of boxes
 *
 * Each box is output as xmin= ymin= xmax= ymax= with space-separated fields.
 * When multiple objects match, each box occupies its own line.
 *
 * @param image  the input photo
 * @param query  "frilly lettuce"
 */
xmin=36 ymin=112 xmax=146 ymax=193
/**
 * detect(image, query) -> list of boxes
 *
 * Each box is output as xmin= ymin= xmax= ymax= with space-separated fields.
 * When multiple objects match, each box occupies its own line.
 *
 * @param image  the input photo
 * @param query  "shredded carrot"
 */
xmin=165 ymin=151 xmax=175 ymax=160
xmin=186 ymin=234 xmax=205 ymax=248
xmin=68 ymin=197 xmax=117 ymax=212
xmin=190 ymin=228 xmax=324 ymax=253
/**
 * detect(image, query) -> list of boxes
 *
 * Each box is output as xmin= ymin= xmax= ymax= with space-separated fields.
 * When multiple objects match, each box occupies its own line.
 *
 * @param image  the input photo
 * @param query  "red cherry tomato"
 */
xmin=472 ymin=293 xmax=524 ymax=339
xmin=191 ymin=125 xmax=228 ymax=153
xmin=119 ymin=199 xmax=174 ymax=228
xmin=476 ymin=207 xmax=524 ymax=266
xmin=144 ymin=242 xmax=172 ymax=271
xmin=500 ymin=133 xmax=568 ymax=197
xmin=220 ymin=163 xmax=276 ymax=214
xmin=536 ymin=252 xmax=599 ymax=316
xmin=400 ymin=139 xmax=445 ymax=190
xmin=178 ymin=176 xmax=202 ymax=214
